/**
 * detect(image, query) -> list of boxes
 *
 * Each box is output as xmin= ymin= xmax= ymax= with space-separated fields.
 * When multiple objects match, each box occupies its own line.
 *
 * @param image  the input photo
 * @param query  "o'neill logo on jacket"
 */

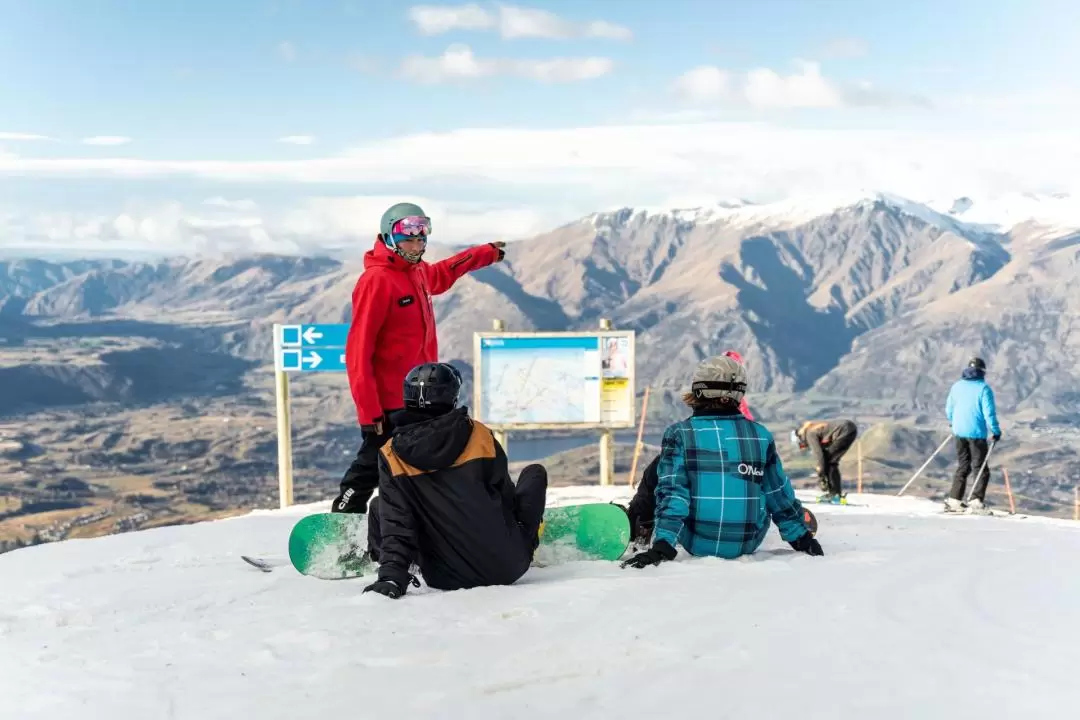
xmin=738 ymin=463 xmax=764 ymax=477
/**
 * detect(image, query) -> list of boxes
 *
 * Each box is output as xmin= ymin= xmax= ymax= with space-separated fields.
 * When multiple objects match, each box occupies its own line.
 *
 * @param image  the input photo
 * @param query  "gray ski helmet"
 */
xmin=968 ymin=356 xmax=986 ymax=371
xmin=379 ymin=202 xmax=430 ymax=263
xmin=690 ymin=354 xmax=747 ymax=402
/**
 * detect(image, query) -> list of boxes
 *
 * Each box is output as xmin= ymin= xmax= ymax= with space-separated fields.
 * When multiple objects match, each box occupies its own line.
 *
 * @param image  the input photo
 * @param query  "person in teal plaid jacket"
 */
xmin=622 ymin=354 xmax=823 ymax=569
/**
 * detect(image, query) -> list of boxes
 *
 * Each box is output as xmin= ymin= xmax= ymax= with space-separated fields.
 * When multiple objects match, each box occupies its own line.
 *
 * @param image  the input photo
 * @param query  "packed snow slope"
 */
xmin=2 ymin=486 xmax=1078 ymax=720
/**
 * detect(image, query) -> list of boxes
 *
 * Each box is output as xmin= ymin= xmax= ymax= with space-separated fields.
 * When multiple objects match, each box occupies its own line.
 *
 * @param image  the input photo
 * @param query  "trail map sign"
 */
xmin=472 ymin=331 xmax=636 ymax=430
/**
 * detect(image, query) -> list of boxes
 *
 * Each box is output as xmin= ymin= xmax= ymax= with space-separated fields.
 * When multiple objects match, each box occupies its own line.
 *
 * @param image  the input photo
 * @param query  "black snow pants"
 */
xmin=949 ymin=437 xmax=991 ymax=503
xmin=626 ymin=455 xmax=661 ymax=542
xmin=814 ymin=420 xmax=857 ymax=495
xmin=332 ymin=410 xmax=402 ymax=513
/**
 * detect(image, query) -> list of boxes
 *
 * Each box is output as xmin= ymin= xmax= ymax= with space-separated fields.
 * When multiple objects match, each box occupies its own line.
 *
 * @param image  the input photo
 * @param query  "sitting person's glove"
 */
xmin=363 ymin=578 xmax=405 ymax=598
xmin=620 ymin=539 xmax=676 ymax=569
xmin=789 ymin=532 xmax=824 ymax=556
xmin=363 ymin=567 xmax=420 ymax=598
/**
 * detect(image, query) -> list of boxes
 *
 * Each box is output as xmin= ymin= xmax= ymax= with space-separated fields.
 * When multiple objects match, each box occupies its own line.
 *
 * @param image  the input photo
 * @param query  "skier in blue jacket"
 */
xmin=944 ymin=356 xmax=1002 ymax=513
xmin=621 ymin=354 xmax=822 ymax=569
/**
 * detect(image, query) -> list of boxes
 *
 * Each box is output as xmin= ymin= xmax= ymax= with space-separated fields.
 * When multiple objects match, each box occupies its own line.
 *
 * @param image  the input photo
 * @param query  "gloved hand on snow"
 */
xmin=363 ymin=579 xmax=405 ymax=598
xmin=620 ymin=539 xmax=676 ymax=569
xmin=789 ymin=532 xmax=824 ymax=556
xmin=363 ymin=569 xmax=420 ymax=598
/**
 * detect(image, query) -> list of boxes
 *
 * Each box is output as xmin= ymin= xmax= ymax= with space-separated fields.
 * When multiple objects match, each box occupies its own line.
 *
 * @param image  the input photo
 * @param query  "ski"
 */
xmin=241 ymin=555 xmax=275 ymax=572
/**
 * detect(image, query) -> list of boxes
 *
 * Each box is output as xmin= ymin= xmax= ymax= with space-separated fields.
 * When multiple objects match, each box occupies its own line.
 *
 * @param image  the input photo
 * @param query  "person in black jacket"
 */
xmin=791 ymin=419 xmax=858 ymax=503
xmin=362 ymin=362 xmax=549 ymax=599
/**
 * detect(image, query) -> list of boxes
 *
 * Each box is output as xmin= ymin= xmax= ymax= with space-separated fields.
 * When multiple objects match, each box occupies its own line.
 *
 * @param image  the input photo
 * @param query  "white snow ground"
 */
xmin=2 ymin=486 xmax=1079 ymax=720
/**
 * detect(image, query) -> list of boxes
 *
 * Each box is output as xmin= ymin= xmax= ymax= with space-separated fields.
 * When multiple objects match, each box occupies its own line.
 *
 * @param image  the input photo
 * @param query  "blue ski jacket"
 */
xmin=653 ymin=407 xmax=811 ymax=559
xmin=945 ymin=371 xmax=1001 ymax=440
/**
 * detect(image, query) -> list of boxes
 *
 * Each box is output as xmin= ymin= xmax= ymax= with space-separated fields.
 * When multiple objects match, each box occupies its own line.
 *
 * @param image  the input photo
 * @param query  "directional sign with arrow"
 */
xmin=278 ymin=349 xmax=347 ymax=373
xmin=278 ymin=323 xmax=349 ymax=349
xmin=275 ymin=323 xmax=349 ymax=372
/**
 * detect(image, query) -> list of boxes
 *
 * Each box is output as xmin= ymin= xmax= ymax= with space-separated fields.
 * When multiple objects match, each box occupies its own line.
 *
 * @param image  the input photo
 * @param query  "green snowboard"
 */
xmin=288 ymin=512 xmax=374 ymax=580
xmin=533 ymin=502 xmax=632 ymax=565
xmin=288 ymin=502 xmax=632 ymax=580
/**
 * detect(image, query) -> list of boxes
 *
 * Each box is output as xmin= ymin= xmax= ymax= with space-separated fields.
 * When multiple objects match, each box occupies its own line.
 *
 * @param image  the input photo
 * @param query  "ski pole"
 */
xmin=896 ymin=436 xmax=952 ymax=497
xmin=963 ymin=439 xmax=997 ymax=505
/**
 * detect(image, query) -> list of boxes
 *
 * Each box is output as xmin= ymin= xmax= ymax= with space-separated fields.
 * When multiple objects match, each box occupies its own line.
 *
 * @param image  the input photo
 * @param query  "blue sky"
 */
xmin=1 ymin=0 xmax=1078 ymax=256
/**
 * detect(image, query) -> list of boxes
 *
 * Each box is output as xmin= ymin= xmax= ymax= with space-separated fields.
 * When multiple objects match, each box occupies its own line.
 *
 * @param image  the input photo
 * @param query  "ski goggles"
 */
xmin=391 ymin=215 xmax=431 ymax=238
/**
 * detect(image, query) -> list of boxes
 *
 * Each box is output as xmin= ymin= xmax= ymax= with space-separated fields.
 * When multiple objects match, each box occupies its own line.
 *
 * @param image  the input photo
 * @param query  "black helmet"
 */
xmin=968 ymin=357 xmax=986 ymax=371
xmin=403 ymin=362 xmax=462 ymax=412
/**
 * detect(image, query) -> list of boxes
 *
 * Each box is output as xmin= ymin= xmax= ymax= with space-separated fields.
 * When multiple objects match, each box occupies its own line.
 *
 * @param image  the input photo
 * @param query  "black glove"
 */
xmin=490 ymin=241 xmax=506 ymax=261
xmin=620 ymin=539 xmax=676 ymax=569
xmin=790 ymin=532 xmax=824 ymax=556
xmin=363 ymin=579 xmax=405 ymax=598
xmin=363 ymin=565 xmax=420 ymax=598
xmin=992 ymin=433 xmax=1001 ymax=443
xmin=331 ymin=488 xmax=367 ymax=514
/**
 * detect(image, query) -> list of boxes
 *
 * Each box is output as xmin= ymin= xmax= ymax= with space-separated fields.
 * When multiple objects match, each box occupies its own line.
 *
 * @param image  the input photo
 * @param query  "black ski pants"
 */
xmin=818 ymin=421 xmax=857 ymax=495
xmin=332 ymin=409 xmax=402 ymax=514
xmin=949 ymin=437 xmax=991 ymax=503
xmin=366 ymin=464 xmax=549 ymax=562
xmin=626 ymin=455 xmax=661 ymax=541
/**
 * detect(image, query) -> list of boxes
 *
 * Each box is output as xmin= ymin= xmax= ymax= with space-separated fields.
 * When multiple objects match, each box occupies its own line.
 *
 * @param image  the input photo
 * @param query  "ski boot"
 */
xmin=943 ymin=497 xmax=966 ymax=513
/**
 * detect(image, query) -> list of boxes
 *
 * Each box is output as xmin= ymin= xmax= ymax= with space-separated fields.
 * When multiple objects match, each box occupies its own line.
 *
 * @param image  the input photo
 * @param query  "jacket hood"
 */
xmin=363 ymin=237 xmax=419 ymax=272
xmin=391 ymin=407 xmax=473 ymax=471
xmin=961 ymin=367 xmax=986 ymax=381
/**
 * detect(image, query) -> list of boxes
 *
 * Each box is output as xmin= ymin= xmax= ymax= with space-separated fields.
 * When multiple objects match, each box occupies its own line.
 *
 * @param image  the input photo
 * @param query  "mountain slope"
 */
xmin=1 ymin=486 xmax=1078 ymax=719
xmin=2 ymin=192 xmax=1078 ymax=419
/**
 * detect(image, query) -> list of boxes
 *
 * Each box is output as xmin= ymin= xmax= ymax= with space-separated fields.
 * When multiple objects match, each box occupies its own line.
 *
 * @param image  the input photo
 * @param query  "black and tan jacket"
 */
xmin=376 ymin=407 xmax=531 ymax=591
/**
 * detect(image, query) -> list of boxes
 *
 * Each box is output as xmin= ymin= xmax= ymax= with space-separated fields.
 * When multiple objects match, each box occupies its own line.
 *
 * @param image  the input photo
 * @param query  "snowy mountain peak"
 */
xmin=584 ymin=190 xmax=1080 ymax=238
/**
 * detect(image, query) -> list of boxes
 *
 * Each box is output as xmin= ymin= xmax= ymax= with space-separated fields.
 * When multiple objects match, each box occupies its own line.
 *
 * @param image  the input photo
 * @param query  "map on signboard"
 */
xmin=480 ymin=336 xmax=602 ymax=425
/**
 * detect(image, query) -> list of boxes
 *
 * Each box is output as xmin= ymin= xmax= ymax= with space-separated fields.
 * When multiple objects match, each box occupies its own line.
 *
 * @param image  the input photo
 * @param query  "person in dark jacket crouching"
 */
xmin=362 ymin=362 xmax=548 ymax=599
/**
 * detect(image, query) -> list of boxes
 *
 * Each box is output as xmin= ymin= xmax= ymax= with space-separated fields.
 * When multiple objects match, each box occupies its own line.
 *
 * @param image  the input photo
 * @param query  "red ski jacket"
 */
xmin=345 ymin=239 xmax=502 ymax=427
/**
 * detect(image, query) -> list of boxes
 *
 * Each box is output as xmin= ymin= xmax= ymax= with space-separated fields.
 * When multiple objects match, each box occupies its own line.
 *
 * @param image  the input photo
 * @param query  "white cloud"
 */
xmin=2 ymin=120 xmax=1078 ymax=233
xmin=203 ymin=197 xmax=260 ymax=212
xmin=672 ymin=66 xmax=730 ymax=103
xmin=81 ymin=136 xmax=133 ymax=146
xmin=408 ymin=3 xmax=493 ymax=34
xmin=400 ymin=44 xmax=612 ymax=83
xmin=278 ymin=41 xmax=297 ymax=62
xmin=673 ymin=60 xmax=929 ymax=109
xmin=744 ymin=60 xmax=842 ymax=108
xmin=0 ymin=132 xmax=53 ymax=141
xmin=278 ymin=135 xmax=316 ymax=145
xmin=0 ymin=195 xmax=556 ymax=256
xmin=408 ymin=3 xmax=632 ymax=41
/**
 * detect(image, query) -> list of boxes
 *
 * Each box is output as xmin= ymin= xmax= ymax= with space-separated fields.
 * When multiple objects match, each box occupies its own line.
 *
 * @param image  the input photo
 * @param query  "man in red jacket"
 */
xmin=332 ymin=201 xmax=506 ymax=513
